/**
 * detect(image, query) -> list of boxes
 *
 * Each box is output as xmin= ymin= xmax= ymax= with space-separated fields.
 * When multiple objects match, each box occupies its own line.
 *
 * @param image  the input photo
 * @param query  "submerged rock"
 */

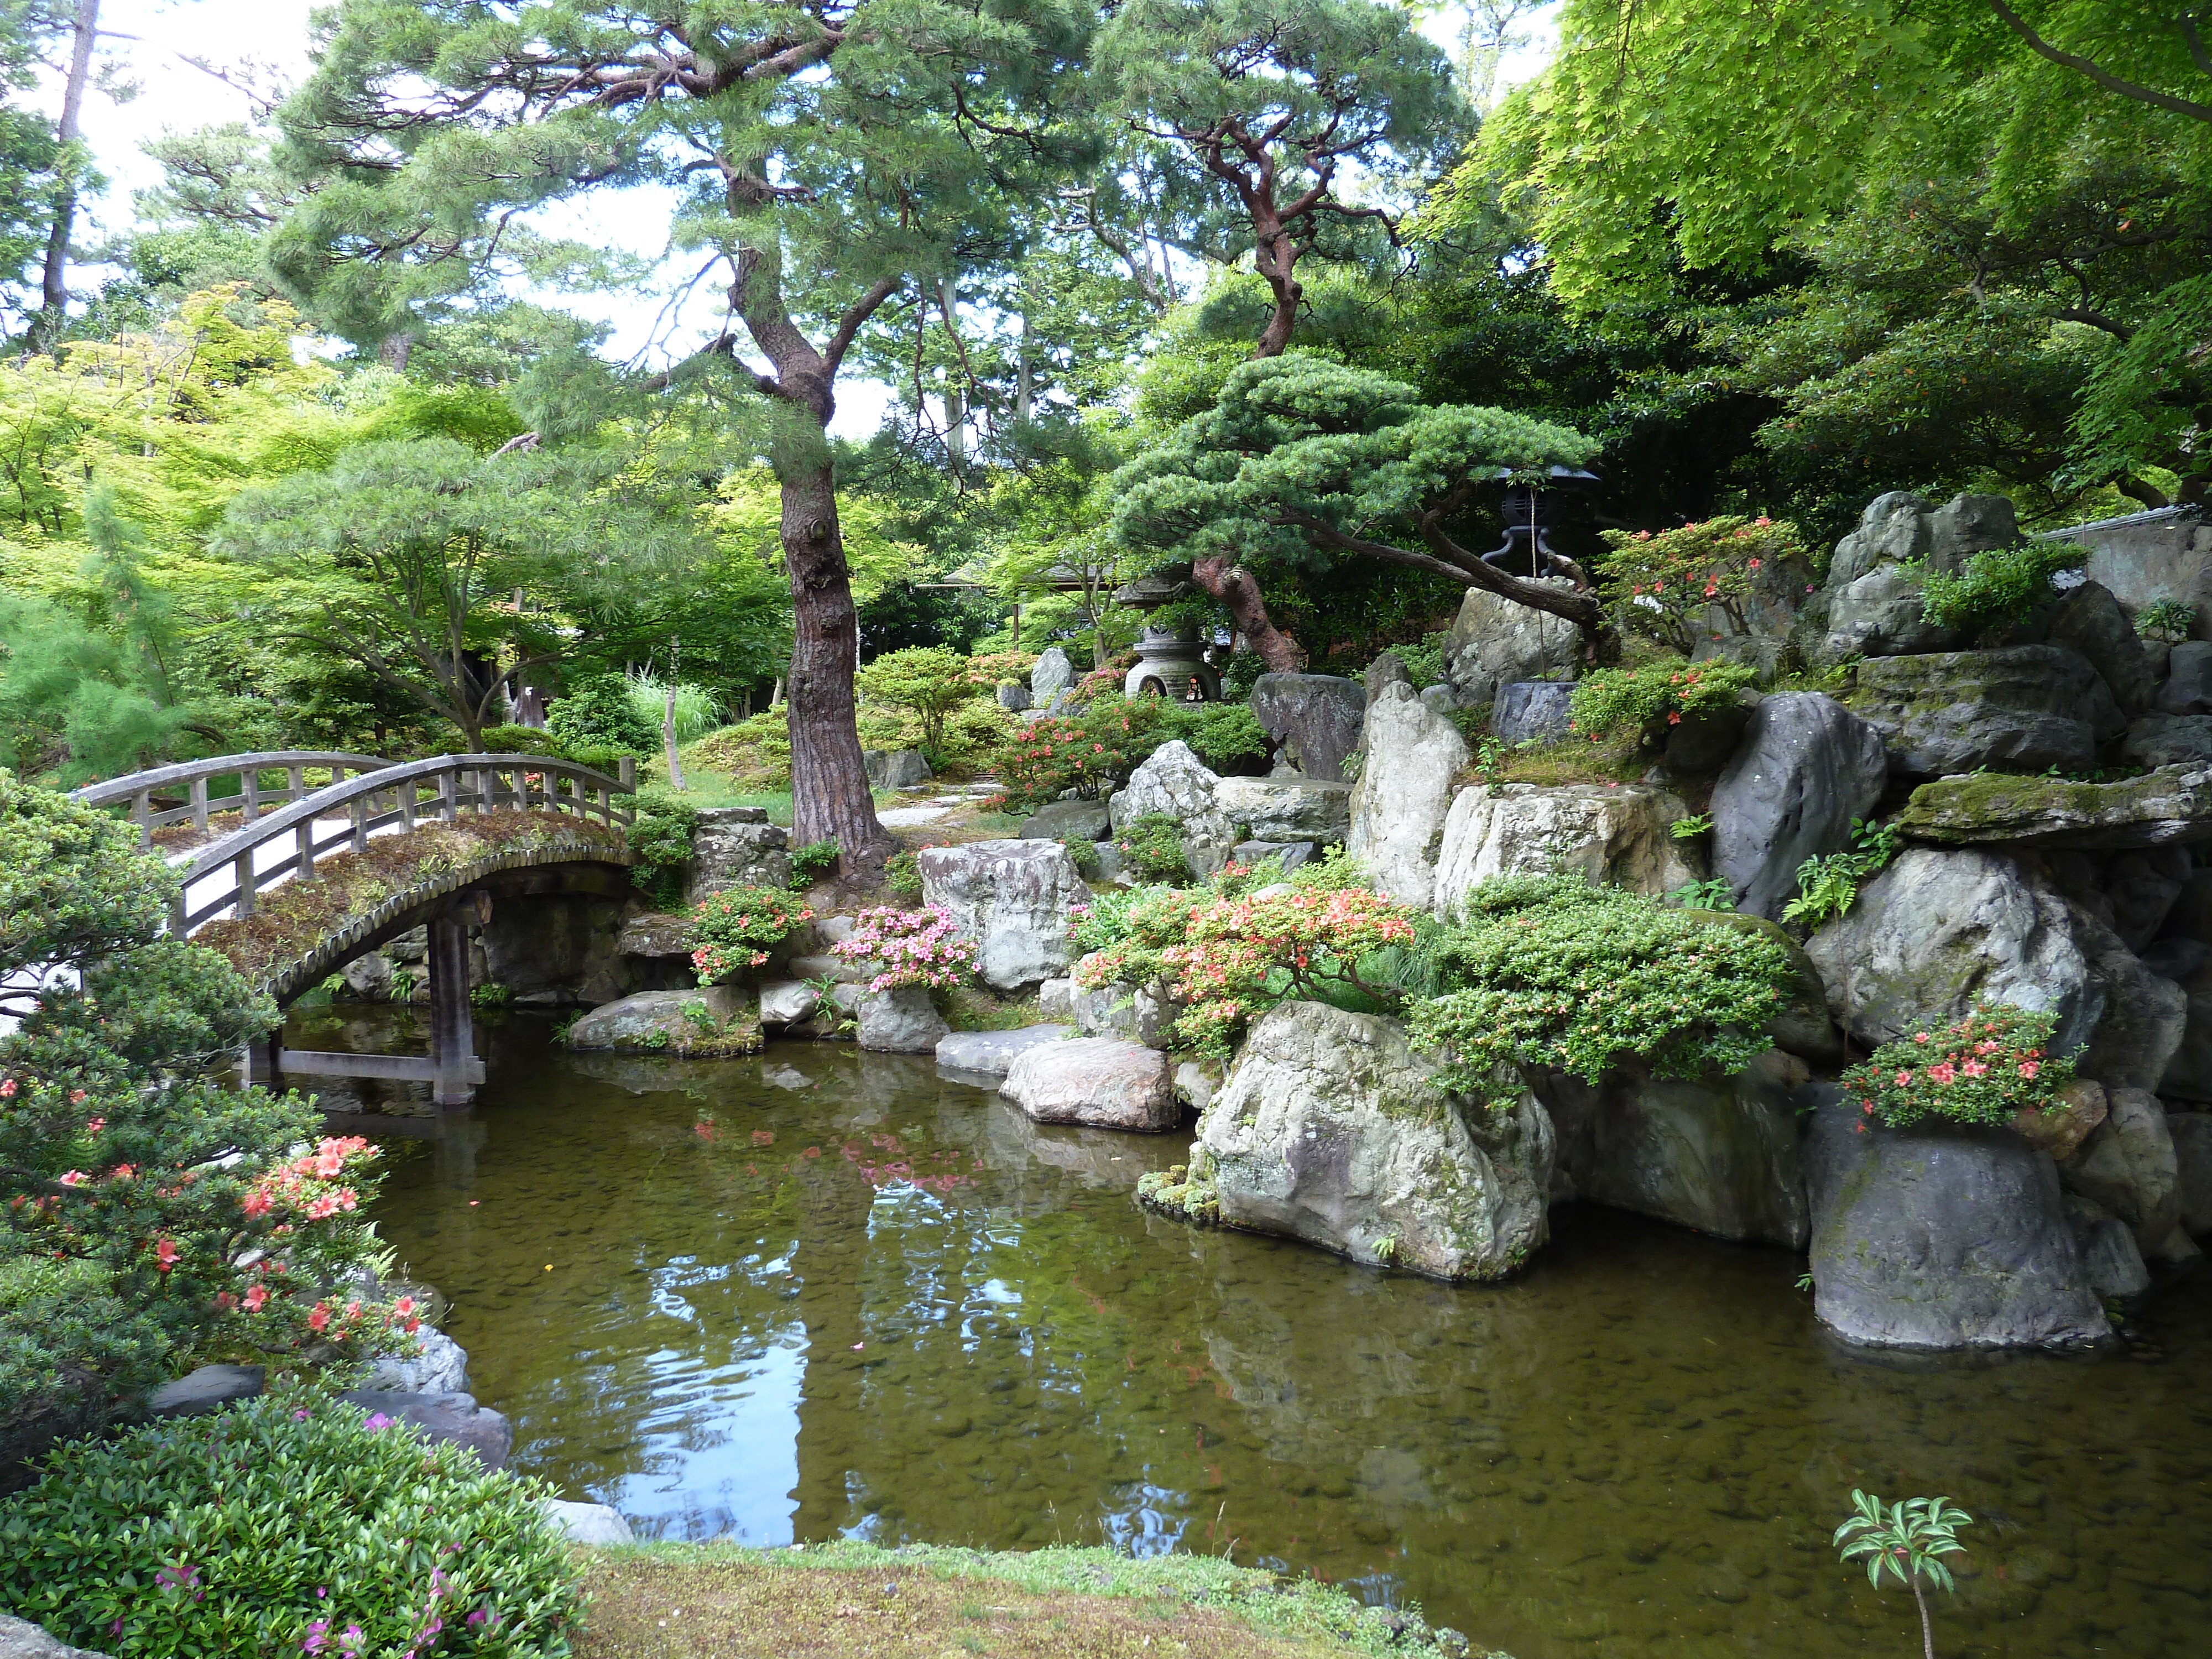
xmin=1851 ymin=644 xmax=2125 ymax=777
xmin=565 ymin=985 xmax=760 ymax=1056
xmin=856 ymin=985 xmax=950 ymax=1054
xmin=1348 ymin=682 xmax=1469 ymax=911
xmin=1430 ymin=782 xmax=1700 ymax=919
xmin=935 ymin=1025 xmax=1074 ymax=1081
xmin=919 ymin=839 xmax=1088 ymax=990
xmin=1802 ymin=1087 xmax=2106 ymax=1350
xmin=1000 ymin=1035 xmax=1178 ymax=1130
xmin=1709 ymin=693 xmax=1890 ymax=920
xmin=1540 ymin=1050 xmax=1812 ymax=1248
xmin=1892 ymin=764 xmax=2212 ymax=849
xmin=1196 ymin=1001 xmax=1553 ymax=1280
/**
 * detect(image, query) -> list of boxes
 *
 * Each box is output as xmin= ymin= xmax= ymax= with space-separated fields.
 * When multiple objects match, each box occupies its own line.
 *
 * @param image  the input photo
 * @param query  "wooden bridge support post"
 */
xmin=428 ymin=906 xmax=478 ymax=1110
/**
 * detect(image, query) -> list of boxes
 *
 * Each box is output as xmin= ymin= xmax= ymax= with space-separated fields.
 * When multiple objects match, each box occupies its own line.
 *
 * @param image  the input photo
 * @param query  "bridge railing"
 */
xmin=70 ymin=752 xmax=389 ymax=848
xmin=169 ymin=752 xmax=636 ymax=936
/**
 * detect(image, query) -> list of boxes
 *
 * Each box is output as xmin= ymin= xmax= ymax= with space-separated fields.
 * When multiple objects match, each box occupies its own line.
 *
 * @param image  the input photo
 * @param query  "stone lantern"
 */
xmin=1481 ymin=466 xmax=1601 ymax=581
xmin=1111 ymin=566 xmax=1221 ymax=701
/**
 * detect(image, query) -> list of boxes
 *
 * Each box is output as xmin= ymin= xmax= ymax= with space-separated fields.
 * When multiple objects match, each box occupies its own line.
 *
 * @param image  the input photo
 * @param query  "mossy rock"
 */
xmin=1892 ymin=764 xmax=2212 ymax=851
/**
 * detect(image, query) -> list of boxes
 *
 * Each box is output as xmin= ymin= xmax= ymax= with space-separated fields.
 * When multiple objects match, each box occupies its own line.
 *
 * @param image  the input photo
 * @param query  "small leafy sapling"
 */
xmin=2136 ymin=597 xmax=2197 ymax=644
xmin=1833 ymin=1490 xmax=1973 ymax=1659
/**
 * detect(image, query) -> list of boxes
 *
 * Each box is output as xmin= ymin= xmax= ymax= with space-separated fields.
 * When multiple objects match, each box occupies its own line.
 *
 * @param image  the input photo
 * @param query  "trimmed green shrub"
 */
xmin=1114 ymin=812 xmax=1190 ymax=881
xmin=1405 ymin=876 xmax=1797 ymax=1105
xmin=884 ymin=850 xmax=924 ymax=898
xmin=856 ymin=647 xmax=990 ymax=754
xmin=0 ymin=1385 xmax=582 ymax=1658
xmin=995 ymin=695 xmax=1181 ymax=809
xmin=625 ymin=787 xmax=697 ymax=909
xmin=1070 ymin=884 xmax=1178 ymax=954
xmin=1567 ymin=659 xmax=1759 ymax=743
xmin=1167 ymin=701 xmax=1271 ymax=773
xmin=546 ymin=674 xmax=659 ymax=755
xmin=1915 ymin=543 xmax=2084 ymax=638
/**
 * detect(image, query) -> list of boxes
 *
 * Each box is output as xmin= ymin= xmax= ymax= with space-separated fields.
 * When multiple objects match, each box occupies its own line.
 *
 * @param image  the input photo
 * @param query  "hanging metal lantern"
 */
xmin=1481 ymin=466 xmax=1601 ymax=581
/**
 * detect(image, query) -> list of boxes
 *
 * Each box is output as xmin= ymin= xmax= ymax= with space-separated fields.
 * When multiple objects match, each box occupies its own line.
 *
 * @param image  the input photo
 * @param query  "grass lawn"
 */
xmin=575 ymin=1542 xmax=1491 ymax=1659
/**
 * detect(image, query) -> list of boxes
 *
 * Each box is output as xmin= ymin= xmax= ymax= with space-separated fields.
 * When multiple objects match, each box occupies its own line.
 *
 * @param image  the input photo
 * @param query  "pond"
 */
xmin=315 ymin=1006 xmax=2212 ymax=1659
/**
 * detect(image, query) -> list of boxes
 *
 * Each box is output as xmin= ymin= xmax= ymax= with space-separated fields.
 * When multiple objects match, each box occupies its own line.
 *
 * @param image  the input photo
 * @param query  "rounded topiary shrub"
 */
xmin=0 ymin=1387 xmax=581 ymax=1658
xmin=545 ymin=674 xmax=659 ymax=756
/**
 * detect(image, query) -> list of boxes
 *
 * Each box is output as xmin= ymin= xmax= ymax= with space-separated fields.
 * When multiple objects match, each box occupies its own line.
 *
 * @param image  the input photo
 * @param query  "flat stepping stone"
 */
xmin=878 ymin=805 xmax=954 ymax=827
xmin=936 ymin=1024 xmax=1074 ymax=1081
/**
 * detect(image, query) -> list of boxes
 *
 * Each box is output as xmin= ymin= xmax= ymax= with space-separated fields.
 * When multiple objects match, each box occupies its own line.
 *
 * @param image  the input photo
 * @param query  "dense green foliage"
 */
xmin=0 ymin=1385 xmax=581 ymax=1658
xmin=1406 ymin=877 xmax=1795 ymax=1103
xmin=1113 ymin=813 xmax=1192 ymax=883
xmin=0 ymin=774 xmax=398 ymax=1468
xmin=1916 ymin=543 xmax=2086 ymax=639
xmin=625 ymin=787 xmax=699 ymax=910
xmin=545 ymin=673 xmax=660 ymax=758
xmin=1567 ymin=660 xmax=1759 ymax=743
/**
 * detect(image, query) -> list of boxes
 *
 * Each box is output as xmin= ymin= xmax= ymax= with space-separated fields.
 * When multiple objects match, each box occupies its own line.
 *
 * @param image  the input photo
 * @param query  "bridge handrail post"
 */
xmin=295 ymin=820 xmax=317 ymax=883
xmin=232 ymin=851 xmax=255 ymax=918
xmin=190 ymin=776 xmax=209 ymax=835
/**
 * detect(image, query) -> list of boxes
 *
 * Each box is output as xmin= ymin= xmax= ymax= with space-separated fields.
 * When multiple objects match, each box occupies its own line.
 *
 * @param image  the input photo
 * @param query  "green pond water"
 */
xmin=310 ymin=1006 xmax=2212 ymax=1659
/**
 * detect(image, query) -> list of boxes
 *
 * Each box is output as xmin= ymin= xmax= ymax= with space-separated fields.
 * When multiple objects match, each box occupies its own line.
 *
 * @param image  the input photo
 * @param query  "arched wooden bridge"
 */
xmin=72 ymin=750 xmax=638 ymax=1107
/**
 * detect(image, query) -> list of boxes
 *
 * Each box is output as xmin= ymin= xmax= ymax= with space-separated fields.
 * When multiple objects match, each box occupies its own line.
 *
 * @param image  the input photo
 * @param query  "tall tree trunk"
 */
xmin=29 ymin=0 xmax=99 ymax=354
xmin=781 ymin=460 xmax=893 ymax=863
xmin=1193 ymin=556 xmax=1303 ymax=672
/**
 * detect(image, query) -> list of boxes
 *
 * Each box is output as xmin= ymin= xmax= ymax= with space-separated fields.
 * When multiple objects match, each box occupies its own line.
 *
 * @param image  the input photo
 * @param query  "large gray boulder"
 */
xmin=2062 ymin=1087 xmax=2183 ymax=1256
xmin=2071 ymin=910 xmax=2188 ymax=1092
xmin=684 ymin=811 xmax=792 ymax=903
xmin=1540 ymin=1050 xmax=1812 ymax=1247
xmin=1000 ymin=1035 xmax=1178 ymax=1130
xmin=1441 ymin=582 xmax=1582 ymax=703
xmin=1430 ymin=782 xmax=1699 ymax=919
xmin=1892 ymin=763 xmax=2212 ymax=849
xmin=1804 ymin=849 xmax=2101 ymax=1053
xmin=936 ymin=1024 xmax=1074 ymax=1081
xmin=1348 ymin=681 xmax=1469 ymax=910
xmin=2157 ymin=640 xmax=2212 ymax=713
xmin=863 ymin=748 xmax=932 ymax=790
xmin=367 ymin=1327 xmax=469 ymax=1395
xmin=1851 ymin=644 xmax=2125 ymax=778
xmin=2047 ymin=581 xmax=2156 ymax=717
xmin=1030 ymin=645 xmax=1073 ymax=702
xmin=1197 ymin=1001 xmax=1553 ymax=1280
xmin=856 ymin=984 xmax=950 ymax=1053
xmin=1108 ymin=740 xmax=1236 ymax=875
xmin=1491 ymin=681 xmax=1577 ymax=745
xmin=1214 ymin=774 xmax=1353 ymax=843
xmin=541 ymin=1499 xmax=635 ymax=1546
xmin=1018 ymin=798 xmax=1111 ymax=843
xmin=1815 ymin=492 xmax=2017 ymax=664
xmin=340 ymin=1389 xmax=513 ymax=1468
xmin=145 ymin=1364 xmax=264 ymax=1420
xmin=918 ymin=839 xmax=1087 ymax=990
xmin=758 ymin=979 xmax=822 ymax=1026
xmin=1709 ymin=693 xmax=1889 ymax=920
xmin=2121 ymin=712 xmax=2212 ymax=768
xmin=565 ymin=985 xmax=758 ymax=1055
xmin=1802 ymin=1087 xmax=2107 ymax=1350
xmin=1250 ymin=672 xmax=1366 ymax=782
xmin=2170 ymin=958 xmax=2212 ymax=1105
xmin=0 ymin=1614 xmax=113 ymax=1659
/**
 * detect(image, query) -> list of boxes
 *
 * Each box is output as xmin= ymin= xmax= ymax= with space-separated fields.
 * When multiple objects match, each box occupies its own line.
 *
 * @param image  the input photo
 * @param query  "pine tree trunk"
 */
xmin=30 ymin=0 xmax=99 ymax=353
xmin=781 ymin=458 xmax=895 ymax=865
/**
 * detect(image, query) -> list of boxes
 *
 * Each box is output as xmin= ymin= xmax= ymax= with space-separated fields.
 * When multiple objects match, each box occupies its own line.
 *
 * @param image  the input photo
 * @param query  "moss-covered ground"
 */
xmin=575 ymin=1541 xmax=1491 ymax=1659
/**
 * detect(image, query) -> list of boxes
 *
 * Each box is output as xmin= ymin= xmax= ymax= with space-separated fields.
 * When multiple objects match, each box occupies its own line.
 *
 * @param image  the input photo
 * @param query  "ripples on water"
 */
xmin=320 ymin=1008 xmax=2212 ymax=1659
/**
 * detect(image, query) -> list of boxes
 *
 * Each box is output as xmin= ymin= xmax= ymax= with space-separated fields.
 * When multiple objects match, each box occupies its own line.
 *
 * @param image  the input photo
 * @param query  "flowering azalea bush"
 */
xmin=1405 ymin=876 xmax=1796 ymax=1106
xmin=0 ymin=1383 xmax=581 ymax=1659
xmin=1591 ymin=515 xmax=1812 ymax=655
xmin=1567 ymin=658 xmax=1760 ymax=744
xmin=831 ymin=905 xmax=978 ymax=993
xmin=686 ymin=884 xmax=815 ymax=982
xmin=1 ymin=773 xmax=404 ymax=1467
xmin=1838 ymin=1003 xmax=2074 ymax=1129
xmin=1077 ymin=878 xmax=1423 ymax=1055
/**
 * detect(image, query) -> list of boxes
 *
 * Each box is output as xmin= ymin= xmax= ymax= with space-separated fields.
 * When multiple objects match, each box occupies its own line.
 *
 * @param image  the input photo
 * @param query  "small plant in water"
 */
xmin=1833 ymin=1489 xmax=1972 ymax=1659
